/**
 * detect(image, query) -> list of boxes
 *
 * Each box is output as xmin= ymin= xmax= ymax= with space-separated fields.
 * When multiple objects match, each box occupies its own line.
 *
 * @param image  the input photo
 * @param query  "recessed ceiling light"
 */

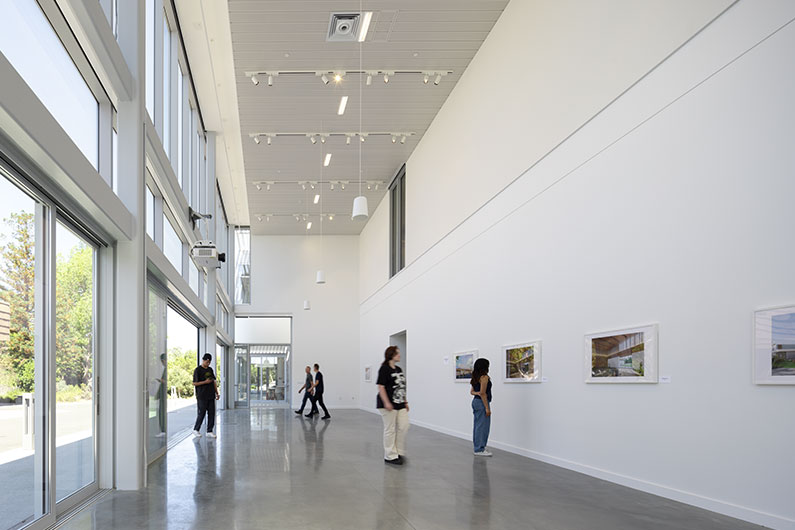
xmin=306 ymin=221 xmax=312 ymax=230
xmin=324 ymin=153 xmax=332 ymax=167
xmin=314 ymin=194 xmax=320 ymax=204
xmin=338 ymin=96 xmax=349 ymax=115
xmin=358 ymin=12 xmax=373 ymax=42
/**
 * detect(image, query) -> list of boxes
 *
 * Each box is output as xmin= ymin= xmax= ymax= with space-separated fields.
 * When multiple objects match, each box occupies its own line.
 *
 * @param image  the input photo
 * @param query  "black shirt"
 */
xmin=376 ymin=364 xmax=406 ymax=409
xmin=314 ymin=371 xmax=324 ymax=394
xmin=472 ymin=377 xmax=492 ymax=402
xmin=193 ymin=366 xmax=216 ymax=400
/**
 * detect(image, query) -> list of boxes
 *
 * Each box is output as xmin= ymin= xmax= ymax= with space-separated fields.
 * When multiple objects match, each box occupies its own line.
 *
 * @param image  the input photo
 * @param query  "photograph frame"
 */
xmin=502 ymin=341 xmax=542 ymax=383
xmin=585 ymin=324 xmax=658 ymax=384
xmin=753 ymin=304 xmax=795 ymax=385
xmin=454 ymin=350 xmax=478 ymax=383
xmin=364 ymin=365 xmax=372 ymax=383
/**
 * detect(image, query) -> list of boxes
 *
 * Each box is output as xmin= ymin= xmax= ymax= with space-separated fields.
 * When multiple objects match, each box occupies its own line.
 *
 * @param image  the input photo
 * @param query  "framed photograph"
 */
xmin=585 ymin=324 xmax=658 ymax=383
xmin=503 ymin=341 xmax=541 ymax=383
xmin=754 ymin=305 xmax=795 ymax=385
xmin=454 ymin=351 xmax=478 ymax=382
xmin=364 ymin=365 xmax=372 ymax=383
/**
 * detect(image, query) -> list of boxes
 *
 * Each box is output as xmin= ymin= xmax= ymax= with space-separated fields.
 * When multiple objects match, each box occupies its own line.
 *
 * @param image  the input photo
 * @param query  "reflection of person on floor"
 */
xmin=300 ymin=412 xmax=330 ymax=471
xmin=295 ymin=365 xmax=315 ymax=415
xmin=306 ymin=363 xmax=331 ymax=419
xmin=470 ymin=358 xmax=492 ymax=457
xmin=192 ymin=353 xmax=219 ymax=438
xmin=192 ymin=430 xmax=218 ymax=514
xmin=155 ymin=354 xmax=167 ymax=437
xmin=377 ymin=346 xmax=409 ymax=466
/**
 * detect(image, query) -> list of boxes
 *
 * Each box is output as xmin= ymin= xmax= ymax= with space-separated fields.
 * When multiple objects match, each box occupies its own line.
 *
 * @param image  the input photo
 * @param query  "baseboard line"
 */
xmin=401 ymin=415 xmax=793 ymax=530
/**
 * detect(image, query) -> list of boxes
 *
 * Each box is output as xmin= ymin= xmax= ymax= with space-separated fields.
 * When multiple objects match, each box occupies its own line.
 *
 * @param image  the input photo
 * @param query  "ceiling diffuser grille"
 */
xmin=327 ymin=13 xmax=362 ymax=42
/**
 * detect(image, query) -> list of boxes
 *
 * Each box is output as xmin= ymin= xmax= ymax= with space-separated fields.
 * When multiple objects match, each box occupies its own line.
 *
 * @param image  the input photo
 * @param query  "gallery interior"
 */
xmin=0 ymin=0 xmax=793 ymax=529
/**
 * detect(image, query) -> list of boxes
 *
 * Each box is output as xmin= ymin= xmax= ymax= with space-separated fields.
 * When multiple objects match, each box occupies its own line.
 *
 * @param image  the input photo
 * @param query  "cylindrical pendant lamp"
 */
xmin=352 ymin=196 xmax=369 ymax=220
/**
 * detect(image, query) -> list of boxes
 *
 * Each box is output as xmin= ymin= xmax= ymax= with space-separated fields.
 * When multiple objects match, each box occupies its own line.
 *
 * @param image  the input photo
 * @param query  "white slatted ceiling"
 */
xmin=230 ymin=0 xmax=509 ymax=235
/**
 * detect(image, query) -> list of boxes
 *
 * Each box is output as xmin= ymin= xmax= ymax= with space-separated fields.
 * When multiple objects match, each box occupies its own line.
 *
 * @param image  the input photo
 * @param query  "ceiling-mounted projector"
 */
xmin=191 ymin=241 xmax=225 ymax=269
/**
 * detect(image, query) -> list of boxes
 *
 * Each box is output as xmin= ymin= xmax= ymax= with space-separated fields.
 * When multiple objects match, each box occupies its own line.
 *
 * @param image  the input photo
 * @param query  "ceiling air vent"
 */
xmin=327 ymin=13 xmax=362 ymax=42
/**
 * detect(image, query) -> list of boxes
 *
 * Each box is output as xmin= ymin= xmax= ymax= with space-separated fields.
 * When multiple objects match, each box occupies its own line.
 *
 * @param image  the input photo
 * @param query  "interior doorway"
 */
xmin=234 ymin=316 xmax=292 ymax=408
xmin=389 ymin=331 xmax=407 ymax=372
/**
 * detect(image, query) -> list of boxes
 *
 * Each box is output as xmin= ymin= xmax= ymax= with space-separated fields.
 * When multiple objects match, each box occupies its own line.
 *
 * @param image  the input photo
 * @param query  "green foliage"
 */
xmin=56 ymin=380 xmax=92 ymax=402
xmin=167 ymin=347 xmax=197 ymax=398
xmin=55 ymin=245 xmax=93 ymax=387
xmin=0 ymin=212 xmax=35 ymax=391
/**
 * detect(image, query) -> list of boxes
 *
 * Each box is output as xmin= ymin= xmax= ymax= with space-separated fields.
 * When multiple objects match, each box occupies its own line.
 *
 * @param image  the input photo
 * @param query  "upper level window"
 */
xmin=163 ymin=213 xmax=182 ymax=275
xmin=145 ymin=0 xmax=155 ymax=120
xmin=234 ymin=228 xmax=250 ymax=305
xmin=389 ymin=165 xmax=406 ymax=277
xmin=162 ymin=14 xmax=171 ymax=158
xmin=0 ymin=0 xmax=99 ymax=168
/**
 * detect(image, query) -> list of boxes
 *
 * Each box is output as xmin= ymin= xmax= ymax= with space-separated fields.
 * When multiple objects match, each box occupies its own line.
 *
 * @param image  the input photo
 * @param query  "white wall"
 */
xmin=358 ymin=1 xmax=795 ymax=528
xmin=243 ymin=235 xmax=360 ymax=408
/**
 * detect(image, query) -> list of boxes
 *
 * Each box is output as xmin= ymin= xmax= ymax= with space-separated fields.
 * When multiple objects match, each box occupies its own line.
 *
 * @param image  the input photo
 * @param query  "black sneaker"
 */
xmin=295 ymin=410 xmax=303 ymax=415
xmin=305 ymin=413 xmax=314 ymax=417
xmin=385 ymin=458 xmax=403 ymax=466
xmin=321 ymin=415 xmax=331 ymax=420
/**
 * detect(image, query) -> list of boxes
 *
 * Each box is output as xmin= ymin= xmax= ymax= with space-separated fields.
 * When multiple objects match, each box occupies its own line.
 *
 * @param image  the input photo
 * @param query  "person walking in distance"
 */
xmin=192 ymin=353 xmax=219 ymax=438
xmin=470 ymin=358 xmax=492 ymax=456
xmin=295 ymin=365 xmax=315 ymax=415
xmin=306 ymin=363 xmax=331 ymax=419
xmin=377 ymin=346 xmax=409 ymax=465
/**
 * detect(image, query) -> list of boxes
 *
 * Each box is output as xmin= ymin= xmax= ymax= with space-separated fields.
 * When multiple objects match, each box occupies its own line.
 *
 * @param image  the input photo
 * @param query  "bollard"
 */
xmin=22 ymin=393 xmax=34 ymax=451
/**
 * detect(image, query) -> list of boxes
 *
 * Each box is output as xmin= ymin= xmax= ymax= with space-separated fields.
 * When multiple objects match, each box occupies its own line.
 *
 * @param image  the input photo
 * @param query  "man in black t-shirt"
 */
xmin=376 ymin=346 xmax=409 ymax=464
xmin=192 ymin=353 xmax=219 ymax=437
xmin=307 ymin=363 xmax=330 ymax=419
xmin=295 ymin=365 xmax=315 ymax=415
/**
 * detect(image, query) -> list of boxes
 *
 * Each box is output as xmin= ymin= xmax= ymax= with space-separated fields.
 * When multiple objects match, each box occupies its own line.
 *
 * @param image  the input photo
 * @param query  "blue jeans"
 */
xmin=472 ymin=397 xmax=491 ymax=452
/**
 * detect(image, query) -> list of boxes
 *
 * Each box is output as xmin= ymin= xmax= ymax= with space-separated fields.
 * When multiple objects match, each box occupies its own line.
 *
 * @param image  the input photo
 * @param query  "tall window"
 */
xmin=234 ymin=228 xmax=250 ymax=304
xmin=177 ymin=65 xmax=184 ymax=185
xmin=389 ymin=165 xmax=406 ymax=277
xmin=0 ymin=0 xmax=99 ymax=168
xmin=145 ymin=0 xmax=154 ymax=120
xmin=163 ymin=214 xmax=182 ymax=275
xmin=162 ymin=14 xmax=171 ymax=158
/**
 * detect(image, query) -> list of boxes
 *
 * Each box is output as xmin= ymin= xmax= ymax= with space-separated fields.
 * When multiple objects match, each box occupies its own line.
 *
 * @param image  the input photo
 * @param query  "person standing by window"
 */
xmin=470 ymin=358 xmax=492 ymax=456
xmin=377 ymin=346 xmax=409 ymax=465
xmin=295 ymin=365 xmax=315 ymax=415
xmin=193 ymin=353 xmax=219 ymax=438
xmin=307 ymin=363 xmax=331 ymax=419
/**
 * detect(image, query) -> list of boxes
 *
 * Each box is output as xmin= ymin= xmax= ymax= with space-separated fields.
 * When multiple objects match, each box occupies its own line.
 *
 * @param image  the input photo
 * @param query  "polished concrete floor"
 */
xmin=60 ymin=408 xmax=763 ymax=530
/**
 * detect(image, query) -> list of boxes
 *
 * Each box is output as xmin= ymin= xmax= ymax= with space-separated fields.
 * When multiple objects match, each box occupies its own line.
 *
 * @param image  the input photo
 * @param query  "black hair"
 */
xmin=313 ymin=363 xmax=319 ymax=370
xmin=202 ymin=353 xmax=212 ymax=361
xmin=471 ymin=358 xmax=490 ymax=387
xmin=382 ymin=346 xmax=399 ymax=367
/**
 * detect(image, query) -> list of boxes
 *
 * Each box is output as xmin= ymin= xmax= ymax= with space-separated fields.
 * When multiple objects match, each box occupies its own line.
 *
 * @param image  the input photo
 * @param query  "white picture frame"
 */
xmin=364 ymin=365 xmax=372 ymax=383
xmin=503 ymin=341 xmax=542 ymax=383
xmin=454 ymin=350 xmax=478 ymax=382
xmin=754 ymin=305 xmax=795 ymax=385
xmin=585 ymin=324 xmax=658 ymax=384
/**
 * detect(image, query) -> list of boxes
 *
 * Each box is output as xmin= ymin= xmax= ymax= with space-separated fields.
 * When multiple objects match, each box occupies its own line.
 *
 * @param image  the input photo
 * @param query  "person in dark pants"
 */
xmin=306 ymin=363 xmax=330 ymax=419
xmin=193 ymin=353 xmax=219 ymax=438
xmin=295 ymin=365 xmax=315 ymax=415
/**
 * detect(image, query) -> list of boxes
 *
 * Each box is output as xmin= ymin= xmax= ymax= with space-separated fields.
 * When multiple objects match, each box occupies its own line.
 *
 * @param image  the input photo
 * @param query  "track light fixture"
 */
xmin=309 ymin=135 xmax=317 ymax=144
xmin=255 ymin=183 xmax=262 ymax=190
xmin=330 ymin=181 xmax=336 ymax=191
xmin=346 ymin=135 xmax=351 ymax=145
xmin=268 ymin=75 xmax=274 ymax=86
xmin=400 ymin=136 xmax=406 ymax=144
xmin=310 ymin=182 xmax=316 ymax=189
xmin=334 ymin=72 xmax=343 ymax=83
xmin=253 ymin=136 xmax=261 ymax=144
xmin=306 ymin=221 xmax=312 ymax=230
xmin=423 ymin=74 xmax=429 ymax=84
xmin=251 ymin=74 xmax=259 ymax=86
xmin=257 ymin=215 xmax=263 ymax=222
xmin=366 ymin=73 xmax=372 ymax=86
xmin=320 ymin=135 xmax=326 ymax=144
xmin=267 ymin=136 xmax=272 ymax=145
xmin=247 ymin=70 xmax=453 ymax=87
xmin=328 ymin=214 xmax=334 ymax=221
xmin=321 ymin=74 xmax=329 ymax=85
xmin=434 ymin=73 xmax=443 ymax=85
xmin=392 ymin=136 xmax=397 ymax=144
xmin=383 ymin=73 xmax=389 ymax=84
xmin=266 ymin=182 xmax=272 ymax=191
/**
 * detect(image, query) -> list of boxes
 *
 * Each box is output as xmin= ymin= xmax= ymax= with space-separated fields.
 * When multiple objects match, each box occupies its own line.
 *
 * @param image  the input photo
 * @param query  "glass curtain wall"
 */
xmin=234 ymin=228 xmax=250 ymax=304
xmin=165 ymin=306 xmax=198 ymax=438
xmin=54 ymin=222 xmax=97 ymax=502
xmin=0 ymin=173 xmax=47 ymax=530
xmin=146 ymin=285 xmax=167 ymax=459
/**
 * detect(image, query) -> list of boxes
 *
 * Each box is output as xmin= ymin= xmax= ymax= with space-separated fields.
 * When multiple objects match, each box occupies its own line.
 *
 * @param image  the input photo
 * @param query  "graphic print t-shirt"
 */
xmin=314 ymin=371 xmax=324 ymax=394
xmin=376 ymin=365 xmax=406 ymax=410
xmin=193 ymin=366 xmax=216 ymax=400
xmin=305 ymin=373 xmax=313 ymax=392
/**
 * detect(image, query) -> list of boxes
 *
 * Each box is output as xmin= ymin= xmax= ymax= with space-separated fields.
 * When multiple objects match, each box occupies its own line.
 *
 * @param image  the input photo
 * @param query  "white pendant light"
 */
xmin=303 ymin=300 xmax=311 ymax=310
xmin=316 ymin=270 xmax=326 ymax=284
xmin=352 ymin=195 xmax=369 ymax=220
